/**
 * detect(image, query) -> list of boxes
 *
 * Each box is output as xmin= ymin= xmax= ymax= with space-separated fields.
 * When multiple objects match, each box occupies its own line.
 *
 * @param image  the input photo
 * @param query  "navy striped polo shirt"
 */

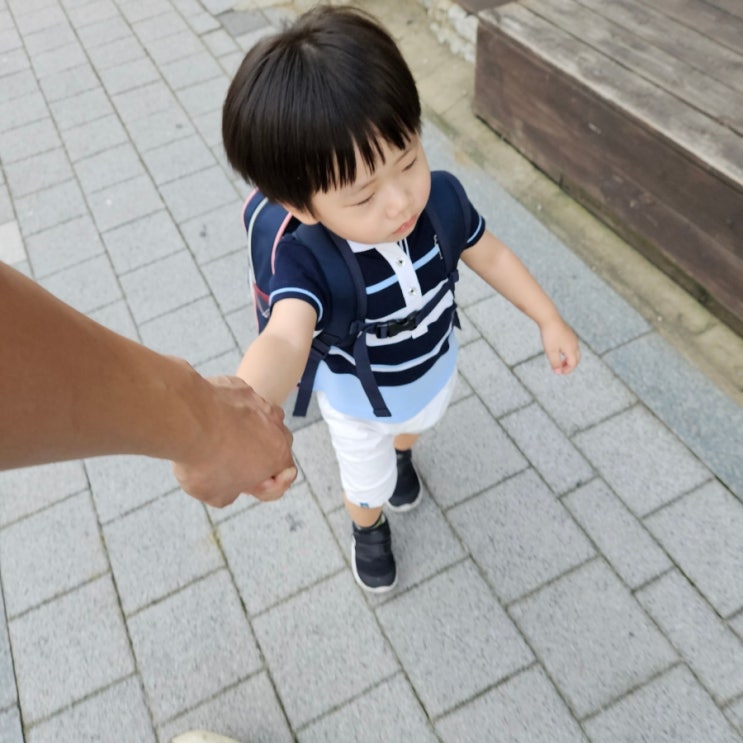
xmin=269 ymin=171 xmax=485 ymax=421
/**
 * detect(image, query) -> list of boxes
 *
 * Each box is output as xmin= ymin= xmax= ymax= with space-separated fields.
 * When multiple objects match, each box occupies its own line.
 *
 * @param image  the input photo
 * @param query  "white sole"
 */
xmin=351 ymin=540 xmax=398 ymax=594
xmin=385 ymin=489 xmax=422 ymax=513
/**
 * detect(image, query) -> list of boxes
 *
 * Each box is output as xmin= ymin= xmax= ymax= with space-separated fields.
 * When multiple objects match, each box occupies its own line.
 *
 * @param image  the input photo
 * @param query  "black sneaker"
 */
xmin=387 ymin=449 xmax=421 ymax=512
xmin=351 ymin=516 xmax=397 ymax=593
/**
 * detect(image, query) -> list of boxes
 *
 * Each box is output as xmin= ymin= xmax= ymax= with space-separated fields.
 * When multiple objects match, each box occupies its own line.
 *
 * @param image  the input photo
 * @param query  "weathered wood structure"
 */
xmin=474 ymin=0 xmax=743 ymax=333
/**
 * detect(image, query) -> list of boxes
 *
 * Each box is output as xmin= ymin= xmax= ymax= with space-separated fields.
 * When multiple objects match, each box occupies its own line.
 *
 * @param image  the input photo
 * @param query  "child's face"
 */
xmin=290 ymin=135 xmax=432 ymax=245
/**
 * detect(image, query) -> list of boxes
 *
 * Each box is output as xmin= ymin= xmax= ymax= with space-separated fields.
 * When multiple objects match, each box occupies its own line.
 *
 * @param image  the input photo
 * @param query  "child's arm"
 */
xmin=237 ymin=298 xmax=318 ymax=404
xmin=461 ymin=230 xmax=580 ymax=374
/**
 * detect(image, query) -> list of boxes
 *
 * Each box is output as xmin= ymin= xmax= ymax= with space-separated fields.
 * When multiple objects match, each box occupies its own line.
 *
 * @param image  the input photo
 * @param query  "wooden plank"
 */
xmin=474 ymin=6 xmax=743 ymax=326
xmin=523 ymin=0 xmax=743 ymax=134
xmin=481 ymin=3 xmax=743 ymax=185
xmin=573 ymin=0 xmax=743 ymax=95
xmin=645 ymin=0 xmax=743 ymax=53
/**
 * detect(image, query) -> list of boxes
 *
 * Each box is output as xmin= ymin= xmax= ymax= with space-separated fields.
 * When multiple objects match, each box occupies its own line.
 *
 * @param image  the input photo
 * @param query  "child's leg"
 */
xmin=393 ymin=433 xmax=419 ymax=451
xmin=316 ymin=396 xmax=398 ymax=592
xmin=389 ymin=433 xmax=422 ymax=512
xmin=344 ymin=494 xmax=382 ymax=528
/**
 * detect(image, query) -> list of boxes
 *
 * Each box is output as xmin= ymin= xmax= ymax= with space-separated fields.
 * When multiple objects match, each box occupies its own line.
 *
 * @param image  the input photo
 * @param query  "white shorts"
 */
xmin=317 ymin=372 xmax=458 ymax=508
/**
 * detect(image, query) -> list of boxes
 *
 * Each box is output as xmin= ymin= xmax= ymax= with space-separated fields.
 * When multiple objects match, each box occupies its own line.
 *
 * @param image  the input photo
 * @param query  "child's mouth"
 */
xmin=394 ymin=214 xmax=417 ymax=235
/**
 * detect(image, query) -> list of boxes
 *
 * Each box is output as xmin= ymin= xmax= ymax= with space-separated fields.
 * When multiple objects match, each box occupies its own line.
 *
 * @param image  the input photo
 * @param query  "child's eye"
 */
xmin=403 ymin=157 xmax=417 ymax=171
xmin=354 ymin=193 xmax=374 ymax=206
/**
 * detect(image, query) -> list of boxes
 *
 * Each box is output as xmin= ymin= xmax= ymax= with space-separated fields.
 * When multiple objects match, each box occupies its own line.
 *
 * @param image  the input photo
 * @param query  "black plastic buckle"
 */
xmin=375 ymin=313 xmax=418 ymax=339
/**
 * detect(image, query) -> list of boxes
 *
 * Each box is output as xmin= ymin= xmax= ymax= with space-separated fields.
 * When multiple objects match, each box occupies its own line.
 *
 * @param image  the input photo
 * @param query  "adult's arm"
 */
xmin=0 ymin=262 xmax=296 ymax=506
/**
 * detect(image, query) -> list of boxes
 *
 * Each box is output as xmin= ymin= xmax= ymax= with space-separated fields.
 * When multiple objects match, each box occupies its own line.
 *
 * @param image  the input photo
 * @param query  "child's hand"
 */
xmin=540 ymin=317 xmax=581 ymax=375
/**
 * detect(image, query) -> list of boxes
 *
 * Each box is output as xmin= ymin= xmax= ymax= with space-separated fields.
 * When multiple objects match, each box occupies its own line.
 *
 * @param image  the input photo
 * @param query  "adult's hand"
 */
xmin=172 ymin=375 xmax=296 ymax=507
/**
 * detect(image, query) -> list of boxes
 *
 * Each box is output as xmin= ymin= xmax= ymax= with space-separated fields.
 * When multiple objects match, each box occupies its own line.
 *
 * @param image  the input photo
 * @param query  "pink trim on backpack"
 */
xmin=272 ymin=212 xmax=293 ymax=273
xmin=241 ymin=187 xmax=260 ymax=221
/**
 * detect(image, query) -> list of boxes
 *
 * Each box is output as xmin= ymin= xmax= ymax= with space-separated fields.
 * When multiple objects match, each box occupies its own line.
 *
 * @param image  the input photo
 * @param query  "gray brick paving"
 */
xmin=179 ymin=200 xmax=247 ymax=264
xmin=87 ymin=173 xmax=163 ymax=232
xmin=457 ymin=337 xmax=533 ymax=417
xmin=298 ymin=674 xmax=438 ymax=743
xmin=606 ymin=333 xmax=743 ymax=500
xmin=417 ymin=395 xmax=528 ymax=508
xmin=583 ymin=666 xmax=742 ymax=743
xmin=139 ymin=296 xmax=236 ymax=363
xmin=103 ymin=209 xmax=185 ymax=274
xmin=449 ymin=469 xmax=595 ymax=603
xmin=501 ymin=403 xmax=594 ymax=494
xmin=728 ymin=700 xmax=743 ymax=737
xmin=0 ymin=491 xmax=108 ymax=617
xmin=0 ymin=707 xmax=23 ymax=743
xmin=252 ymin=572 xmax=399 ymax=728
xmin=119 ymin=250 xmax=209 ymax=323
xmin=220 ymin=483 xmax=344 ymax=615
xmin=4 ymin=148 xmax=73 ymax=199
xmin=466 ymin=292 xmax=543 ymax=365
xmin=39 ymin=254 xmax=121 ymax=314
xmin=157 ymin=673 xmax=293 ymax=743
xmin=564 ymin=479 xmax=672 ymax=589
xmin=2 ymin=1 xmax=742 ymax=741
xmin=636 ymin=570 xmax=743 ymax=705
xmin=0 ymin=220 xmax=24 ymax=264
xmin=104 ymin=490 xmax=223 ymax=614
xmin=0 ymin=590 xmax=16 ymax=710
xmin=15 ymin=178 xmax=87 ymax=237
xmin=645 ymin=481 xmax=743 ymax=618
xmin=38 ymin=61 xmax=98 ymax=102
xmin=510 ymin=559 xmax=678 ymax=718
xmin=574 ymin=404 xmax=711 ymax=517
xmin=9 ymin=576 xmax=134 ymax=723
xmin=0 ymin=460 xmax=88 ymax=526
xmin=25 ymin=676 xmax=155 ymax=743
xmin=377 ymin=560 xmax=533 ymax=717
xmin=516 ymin=345 xmax=638 ymax=435
xmin=25 ymin=215 xmax=104 ymax=277
xmin=436 ymin=665 xmax=588 ymax=743
xmin=128 ymin=570 xmax=261 ymax=724
xmin=75 ymin=142 xmax=145 ymax=195
xmin=85 ymin=454 xmax=175 ymax=523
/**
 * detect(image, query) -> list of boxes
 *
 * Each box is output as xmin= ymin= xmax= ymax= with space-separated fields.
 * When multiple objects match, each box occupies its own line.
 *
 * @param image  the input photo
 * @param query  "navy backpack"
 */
xmin=241 ymin=170 xmax=473 ymax=417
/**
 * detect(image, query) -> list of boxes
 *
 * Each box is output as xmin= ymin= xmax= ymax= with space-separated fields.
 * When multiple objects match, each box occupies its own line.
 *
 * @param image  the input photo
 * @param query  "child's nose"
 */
xmin=385 ymin=184 xmax=410 ymax=218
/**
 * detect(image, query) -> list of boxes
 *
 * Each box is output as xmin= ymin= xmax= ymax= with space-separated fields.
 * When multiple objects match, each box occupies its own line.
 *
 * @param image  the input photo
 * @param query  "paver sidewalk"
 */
xmin=1 ymin=0 xmax=743 ymax=741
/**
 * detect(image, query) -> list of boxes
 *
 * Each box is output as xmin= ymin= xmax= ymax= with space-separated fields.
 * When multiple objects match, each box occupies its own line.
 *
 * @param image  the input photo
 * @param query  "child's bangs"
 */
xmin=303 ymin=102 xmax=420 ymax=198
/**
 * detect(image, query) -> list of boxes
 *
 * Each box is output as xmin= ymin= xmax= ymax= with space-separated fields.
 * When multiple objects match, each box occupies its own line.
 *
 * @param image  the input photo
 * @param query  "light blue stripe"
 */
xmin=366 ymin=274 xmax=398 ymax=295
xmin=270 ymin=287 xmax=323 ymax=322
xmin=412 ymin=245 xmax=440 ymax=270
xmin=468 ymin=215 xmax=484 ymax=244
xmin=367 ymin=243 xmax=441 ymax=294
xmin=314 ymin=340 xmax=458 ymax=422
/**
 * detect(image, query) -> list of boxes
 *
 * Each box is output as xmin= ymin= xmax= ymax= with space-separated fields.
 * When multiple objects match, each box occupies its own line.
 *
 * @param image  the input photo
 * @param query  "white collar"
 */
xmin=347 ymin=239 xmax=401 ymax=254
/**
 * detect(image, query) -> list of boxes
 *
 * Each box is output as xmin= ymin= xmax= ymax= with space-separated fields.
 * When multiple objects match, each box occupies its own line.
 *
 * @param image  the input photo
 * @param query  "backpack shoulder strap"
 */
xmin=292 ymin=224 xmax=392 ymax=417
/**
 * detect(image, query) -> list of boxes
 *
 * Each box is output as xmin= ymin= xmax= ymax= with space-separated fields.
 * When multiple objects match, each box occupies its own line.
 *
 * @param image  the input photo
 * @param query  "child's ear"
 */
xmin=280 ymin=203 xmax=318 ymax=225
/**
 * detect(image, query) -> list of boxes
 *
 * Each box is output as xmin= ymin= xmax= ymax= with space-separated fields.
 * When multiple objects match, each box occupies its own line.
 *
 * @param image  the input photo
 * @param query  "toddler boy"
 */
xmin=222 ymin=5 xmax=580 ymax=592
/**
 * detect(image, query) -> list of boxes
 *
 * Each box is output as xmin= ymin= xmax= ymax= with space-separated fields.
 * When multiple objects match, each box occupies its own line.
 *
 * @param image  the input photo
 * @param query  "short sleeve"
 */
xmin=429 ymin=171 xmax=485 ymax=255
xmin=269 ymin=234 xmax=331 ymax=328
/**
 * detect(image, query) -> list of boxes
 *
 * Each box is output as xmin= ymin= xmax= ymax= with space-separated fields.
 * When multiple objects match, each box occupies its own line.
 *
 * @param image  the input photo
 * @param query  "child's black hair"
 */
xmin=222 ymin=5 xmax=422 ymax=213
